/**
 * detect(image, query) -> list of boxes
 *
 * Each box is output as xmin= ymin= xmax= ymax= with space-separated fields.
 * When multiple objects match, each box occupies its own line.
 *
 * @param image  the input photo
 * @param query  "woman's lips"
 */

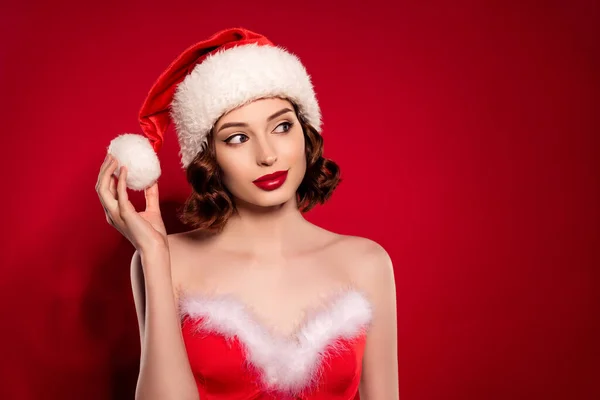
xmin=253 ymin=170 xmax=288 ymax=191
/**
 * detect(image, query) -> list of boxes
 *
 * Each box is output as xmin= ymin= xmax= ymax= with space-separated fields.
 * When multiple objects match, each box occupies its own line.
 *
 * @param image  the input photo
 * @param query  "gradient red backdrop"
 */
xmin=1 ymin=1 xmax=598 ymax=399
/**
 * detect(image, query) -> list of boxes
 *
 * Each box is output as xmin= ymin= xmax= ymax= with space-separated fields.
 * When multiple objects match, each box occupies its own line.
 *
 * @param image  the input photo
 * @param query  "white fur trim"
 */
xmin=108 ymin=133 xmax=161 ymax=191
xmin=180 ymin=289 xmax=372 ymax=395
xmin=171 ymin=43 xmax=322 ymax=168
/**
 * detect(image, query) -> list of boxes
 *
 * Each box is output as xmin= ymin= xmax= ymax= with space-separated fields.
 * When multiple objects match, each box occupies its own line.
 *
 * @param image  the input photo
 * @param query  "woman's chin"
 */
xmin=235 ymin=189 xmax=297 ymax=209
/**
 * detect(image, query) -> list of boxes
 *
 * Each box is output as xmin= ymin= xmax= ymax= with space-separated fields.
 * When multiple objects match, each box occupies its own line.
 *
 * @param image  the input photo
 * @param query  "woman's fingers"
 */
xmin=117 ymin=165 xmax=136 ymax=218
xmin=144 ymin=182 xmax=160 ymax=213
xmin=97 ymin=153 xmax=111 ymax=177
xmin=108 ymin=174 xmax=117 ymax=199
xmin=99 ymin=158 xmax=168 ymax=251
xmin=96 ymin=154 xmax=123 ymax=229
xmin=98 ymin=154 xmax=117 ymax=184
xmin=96 ymin=154 xmax=111 ymax=190
xmin=96 ymin=154 xmax=119 ymax=211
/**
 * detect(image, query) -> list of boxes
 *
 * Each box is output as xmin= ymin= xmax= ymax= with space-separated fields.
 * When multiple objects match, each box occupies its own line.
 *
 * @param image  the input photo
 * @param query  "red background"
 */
xmin=1 ymin=1 xmax=598 ymax=399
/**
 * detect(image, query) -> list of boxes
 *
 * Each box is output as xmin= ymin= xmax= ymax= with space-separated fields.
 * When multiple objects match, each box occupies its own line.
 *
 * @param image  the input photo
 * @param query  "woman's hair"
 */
xmin=177 ymin=103 xmax=341 ymax=233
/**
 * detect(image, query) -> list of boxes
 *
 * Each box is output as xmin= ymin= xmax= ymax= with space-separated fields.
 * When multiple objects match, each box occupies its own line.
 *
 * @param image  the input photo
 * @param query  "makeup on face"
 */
xmin=252 ymin=170 xmax=289 ymax=191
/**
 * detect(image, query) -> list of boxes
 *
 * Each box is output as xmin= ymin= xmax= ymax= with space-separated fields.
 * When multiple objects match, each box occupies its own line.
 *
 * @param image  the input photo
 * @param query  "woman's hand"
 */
xmin=96 ymin=153 xmax=168 ymax=254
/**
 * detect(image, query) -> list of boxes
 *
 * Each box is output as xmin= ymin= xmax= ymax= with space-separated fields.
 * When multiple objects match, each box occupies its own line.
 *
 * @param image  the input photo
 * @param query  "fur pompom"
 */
xmin=107 ymin=134 xmax=161 ymax=191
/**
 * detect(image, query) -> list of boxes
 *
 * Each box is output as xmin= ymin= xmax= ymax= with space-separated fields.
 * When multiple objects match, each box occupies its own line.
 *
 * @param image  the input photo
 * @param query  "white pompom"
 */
xmin=107 ymin=134 xmax=161 ymax=191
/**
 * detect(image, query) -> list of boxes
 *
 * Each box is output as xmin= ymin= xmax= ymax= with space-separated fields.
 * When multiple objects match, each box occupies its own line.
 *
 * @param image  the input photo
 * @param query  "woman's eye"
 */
xmin=274 ymin=121 xmax=293 ymax=133
xmin=224 ymin=134 xmax=248 ymax=144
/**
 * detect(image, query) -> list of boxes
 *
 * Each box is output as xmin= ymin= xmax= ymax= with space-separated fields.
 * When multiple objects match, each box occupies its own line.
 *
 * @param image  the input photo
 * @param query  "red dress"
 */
xmin=180 ymin=289 xmax=373 ymax=399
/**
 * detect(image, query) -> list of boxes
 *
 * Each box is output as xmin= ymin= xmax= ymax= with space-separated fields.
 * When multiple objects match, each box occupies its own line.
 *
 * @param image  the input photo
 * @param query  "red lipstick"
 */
xmin=253 ymin=170 xmax=288 ymax=191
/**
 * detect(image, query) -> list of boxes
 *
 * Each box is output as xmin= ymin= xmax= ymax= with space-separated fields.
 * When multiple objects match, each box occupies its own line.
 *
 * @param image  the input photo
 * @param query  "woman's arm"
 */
xmin=131 ymin=247 xmax=199 ymax=400
xmin=96 ymin=158 xmax=198 ymax=399
xmin=356 ymin=241 xmax=400 ymax=399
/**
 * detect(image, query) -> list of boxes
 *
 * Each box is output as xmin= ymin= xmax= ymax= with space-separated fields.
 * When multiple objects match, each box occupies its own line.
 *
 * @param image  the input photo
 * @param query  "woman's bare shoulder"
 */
xmin=167 ymin=228 xmax=216 ymax=245
xmin=329 ymin=234 xmax=395 ymax=295
xmin=166 ymin=229 xmax=219 ymax=294
xmin=315 ymin=226 xmax=388 ymax=259
xmin=307 ymin=225 xmax=389 ymax=260
xmin=337 ymin=234 xmax=388 ymax=254
xmin=166 ymin=228 xmax=222 ymax=258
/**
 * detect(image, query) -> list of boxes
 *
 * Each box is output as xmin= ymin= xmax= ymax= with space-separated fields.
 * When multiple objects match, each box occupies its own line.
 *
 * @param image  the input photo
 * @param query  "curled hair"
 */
xmin=178 ymin=108 xmax=341 ymax=233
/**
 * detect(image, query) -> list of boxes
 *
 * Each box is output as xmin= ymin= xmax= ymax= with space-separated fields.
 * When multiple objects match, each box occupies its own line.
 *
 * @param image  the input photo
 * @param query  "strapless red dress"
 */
xmin=179 ymin=289 xmax=373 ymax=399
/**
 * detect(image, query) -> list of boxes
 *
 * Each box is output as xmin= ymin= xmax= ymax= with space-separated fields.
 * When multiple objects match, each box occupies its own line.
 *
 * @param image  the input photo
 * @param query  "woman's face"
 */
xmin=213 ymin=97 xmax=306 ymax=208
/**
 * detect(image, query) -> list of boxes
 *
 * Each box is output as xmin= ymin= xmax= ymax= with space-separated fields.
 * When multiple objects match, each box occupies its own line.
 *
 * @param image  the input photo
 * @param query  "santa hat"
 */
xmin=108 ymin=27 xmax=322 ymax=190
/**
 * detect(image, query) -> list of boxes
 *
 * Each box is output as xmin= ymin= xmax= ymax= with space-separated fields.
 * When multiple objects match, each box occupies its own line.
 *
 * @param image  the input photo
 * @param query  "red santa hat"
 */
xmin=108 ymin=27 xmax=322 ymax=190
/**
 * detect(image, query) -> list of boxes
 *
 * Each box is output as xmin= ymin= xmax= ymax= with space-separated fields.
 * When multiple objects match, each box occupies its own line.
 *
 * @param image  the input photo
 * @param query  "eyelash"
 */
xmin=223 ymin=121 xmax=294 ymax=145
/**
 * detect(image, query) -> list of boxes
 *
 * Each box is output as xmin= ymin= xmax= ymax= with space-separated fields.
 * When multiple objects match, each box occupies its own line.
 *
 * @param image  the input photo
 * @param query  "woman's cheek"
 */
xmin=279 ymin=136 xmax=305 ymax=165
xmin=219 ymin=156 xmax=246 ymax=191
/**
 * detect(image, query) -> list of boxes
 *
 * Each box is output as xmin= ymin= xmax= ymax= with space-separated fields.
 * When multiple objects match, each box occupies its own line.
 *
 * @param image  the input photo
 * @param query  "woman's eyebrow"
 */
xmin=266 ymin=107 xmax=293 ymax=122
xmin=216 ymin=121 xmax=248 ymax=133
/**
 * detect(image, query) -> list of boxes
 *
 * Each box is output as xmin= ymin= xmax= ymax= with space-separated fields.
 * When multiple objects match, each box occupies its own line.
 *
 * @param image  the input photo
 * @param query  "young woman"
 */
xmin=96 ymin=28 xmax=398 ymax=400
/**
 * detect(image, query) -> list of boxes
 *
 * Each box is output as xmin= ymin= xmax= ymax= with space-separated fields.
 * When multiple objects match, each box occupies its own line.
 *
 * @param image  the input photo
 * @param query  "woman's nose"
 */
xmin=259 ymin=153 xmax=277 ymax=166
xmin=256 ymin=139 xmax=277 ymax=166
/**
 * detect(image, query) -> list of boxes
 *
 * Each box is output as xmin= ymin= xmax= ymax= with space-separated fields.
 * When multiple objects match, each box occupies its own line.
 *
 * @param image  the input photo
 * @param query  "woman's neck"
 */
xmin=217 ymin=197 xmax=311 ymax=257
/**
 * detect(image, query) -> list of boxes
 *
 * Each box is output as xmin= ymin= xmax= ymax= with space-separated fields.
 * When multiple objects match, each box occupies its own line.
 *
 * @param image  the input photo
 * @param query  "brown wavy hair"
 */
xmin=177 ymin=104 xmax=341 ymax=233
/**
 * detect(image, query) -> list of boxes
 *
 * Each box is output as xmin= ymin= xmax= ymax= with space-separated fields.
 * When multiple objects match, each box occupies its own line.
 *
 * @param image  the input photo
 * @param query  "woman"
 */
xmin=96 ymin=28 xmax=398 ymax=399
